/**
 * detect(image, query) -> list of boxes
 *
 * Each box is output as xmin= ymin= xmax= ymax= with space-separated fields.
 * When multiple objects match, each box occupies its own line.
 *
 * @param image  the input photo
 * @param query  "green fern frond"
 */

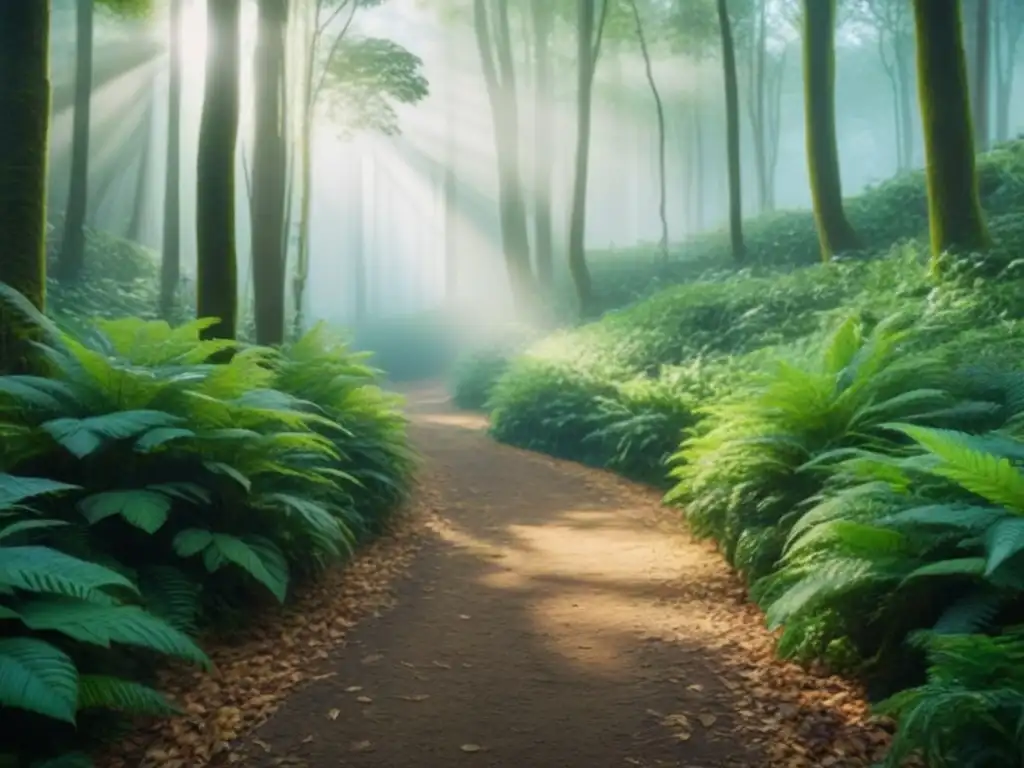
xmin=77 ymin=674 xmax=177 ymax=716
xmin=0 ymin=637 xmax=78 ymax=723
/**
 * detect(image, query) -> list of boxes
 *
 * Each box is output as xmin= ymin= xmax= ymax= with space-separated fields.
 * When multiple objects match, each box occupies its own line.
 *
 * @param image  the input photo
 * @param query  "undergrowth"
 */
xmin=452 ymin=141 xmax=1024 ymax=765
xmin=0 ymin=283 xmax=413 ymax=767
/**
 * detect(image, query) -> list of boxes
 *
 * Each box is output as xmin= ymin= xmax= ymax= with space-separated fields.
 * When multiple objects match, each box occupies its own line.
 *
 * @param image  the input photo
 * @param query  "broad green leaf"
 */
xmin=0 ymin=637 xmax=78 ymax=723
xmin=79 ymin=490 xmax=172 ymax=534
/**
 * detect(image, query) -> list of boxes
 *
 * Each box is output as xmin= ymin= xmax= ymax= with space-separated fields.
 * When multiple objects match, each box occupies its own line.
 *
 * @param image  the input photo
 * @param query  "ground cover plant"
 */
xmin=0 ymin=285 xmax=414 ymax=768
xmin=450 ymin=140 xmax=1024 ymax=765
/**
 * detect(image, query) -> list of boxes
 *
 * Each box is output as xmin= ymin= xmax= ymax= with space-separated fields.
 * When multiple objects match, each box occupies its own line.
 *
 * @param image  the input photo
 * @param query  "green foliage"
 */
xmin=450 ymin=349 xmax=514 ymax=411
xmin=0 ymin=286 xmax=412 ymax=766
xmin=322 ymin=37 xmax=429 ymax=136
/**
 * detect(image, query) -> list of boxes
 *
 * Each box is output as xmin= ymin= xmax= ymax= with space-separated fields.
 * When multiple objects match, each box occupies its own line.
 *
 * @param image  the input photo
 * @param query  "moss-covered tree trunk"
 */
xmin=913 ymin=0 xmax=989 ymax=270
xmin=717 ymin=0 xmax=744 ymax=264
xmin=251 ymin=0 xmax=288 ymax=346
xmin=531 ymin=0 xmax=554 ymax=290
xmin=56 ymin=0 xmax=95 ymax=281
xmin=0 ymin=3 xmax=49 ymax=319
xmin=196 ymin=0 xmax=241 ymax=339
xmin=802 ymin=0 xmax=859 ymax=261
xmin=160 ymin=0 xmax=182 ymax=320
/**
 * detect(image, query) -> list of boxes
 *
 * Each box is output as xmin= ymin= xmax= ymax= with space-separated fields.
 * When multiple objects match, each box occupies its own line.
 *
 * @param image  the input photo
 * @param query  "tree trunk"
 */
xmin=895 ymin=34 xmax=915 ymax=167
xmin=992 ymin=0 xmax=1023 ymax=142
xmin=127 ymin=95 xmax=155 ymax=243
xmin=763 ymin=51 xmax=785 ymax=210
xmin=0 ymin=2 xmax=49 ymax=323
xmin=473 ymin=0 xmax=536 ymax=314
xmin=973 ymin=0 xmax=991 ymax=152
xmin=57 ymin=0 xmax=94 ymax=281
xmin=693 ymin=103 xmax=704 ymax=232
xmin=629 ymin=0 xmax=668 ymax=262
xmin=717 ymin=0 xmax=744 ymax=263
xmin=802 ymin=0 xmax=859 ymax=261
xmin=443 ymin=36 xmax=458 ymax=305
xmin=160 ymin=0 xmax=183 ymax=320
xmin=353 ymin=150 xmax=367 ymax=324
xmin=913 ymin=0 xmax=989 ymax=270
xmin=251 ymin=0 xmax=288 ymax=346
xmin=567 ymin=0 xmax=609 ymax=317
xmin=196 ymin=0 xmax=241 ymax=339
xmin=531 ymin=0 xmax=554 ymax=289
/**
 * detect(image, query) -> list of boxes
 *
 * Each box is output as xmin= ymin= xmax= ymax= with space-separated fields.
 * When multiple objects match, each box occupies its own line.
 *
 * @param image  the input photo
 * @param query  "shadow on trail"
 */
xmin=237 ymin=384 xmax=878 ymax=768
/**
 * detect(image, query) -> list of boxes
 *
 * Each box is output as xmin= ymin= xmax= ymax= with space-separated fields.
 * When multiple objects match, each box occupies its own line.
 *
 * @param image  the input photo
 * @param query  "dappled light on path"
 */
xmin=203 ymin=386 xmax=893 ymax=768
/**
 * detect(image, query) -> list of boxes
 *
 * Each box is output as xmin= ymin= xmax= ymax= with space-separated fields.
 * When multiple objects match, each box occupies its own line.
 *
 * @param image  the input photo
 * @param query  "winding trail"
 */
xmin=217 ymin=384 xmax=890 ymax=768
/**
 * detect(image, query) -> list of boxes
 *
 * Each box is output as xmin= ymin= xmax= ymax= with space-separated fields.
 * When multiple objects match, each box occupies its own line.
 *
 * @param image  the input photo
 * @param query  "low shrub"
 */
xmin=451 ymin=348 xmax=513 ymax=411
xmin=0 ymin=286 xmax=413 ymax=766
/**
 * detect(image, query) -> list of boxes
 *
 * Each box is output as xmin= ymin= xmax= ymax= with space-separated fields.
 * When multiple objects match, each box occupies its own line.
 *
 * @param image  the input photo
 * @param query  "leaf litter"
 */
xmin=91 ymin=425 xmax=897 ymax=768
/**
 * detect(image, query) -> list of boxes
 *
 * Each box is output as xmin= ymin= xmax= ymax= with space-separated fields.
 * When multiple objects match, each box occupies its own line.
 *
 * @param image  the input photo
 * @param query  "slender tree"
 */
xmin=127 ymin=94 xmax=155 ymax=243
xmin=629 ymin=0 xmax=668 ymax=263
xmin=567 ymin=0 xmax=610 ymax=317
xmin=196 ymin=0 xmax=241 ymax=339
xmin=56 ymin=0 xmax=95 ymax=281
xmin=251 ymin=0 xmax=289 ymax=345
xmin=912 ymin=0 xmax=989 ymax=270
xmin=993 ymin=0 xmax=1024 ymax=142
xmin=474 ymin=0 xmax=538 ymax=313
xmin=717 ymin=0 xmax=744 ymax=263
xmin=802 ymin=0 xmax=859 ymax=261
xmin=160 ymin=0 xmax=183 ymax=320
xmin=0 ymin=3 xmax=50 ymax=318
xmin=973 ymin=0 xmax=991 ymax=152
xmin=530 ymin=0 xmax=555 ymax=289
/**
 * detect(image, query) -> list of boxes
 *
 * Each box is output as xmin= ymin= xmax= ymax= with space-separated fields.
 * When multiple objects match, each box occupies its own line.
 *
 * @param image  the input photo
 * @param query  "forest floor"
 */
xmin=105 ymin=383 xmax=894 ymax=768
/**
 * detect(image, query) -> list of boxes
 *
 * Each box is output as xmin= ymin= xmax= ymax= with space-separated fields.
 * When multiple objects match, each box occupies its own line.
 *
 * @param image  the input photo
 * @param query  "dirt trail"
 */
xmin=226 ymin=384 xmax=890 ymax=768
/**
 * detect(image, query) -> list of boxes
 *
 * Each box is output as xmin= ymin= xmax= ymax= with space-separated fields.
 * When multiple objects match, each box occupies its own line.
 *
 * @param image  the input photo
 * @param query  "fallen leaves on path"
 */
xmin=93 ymin=493 xmax=434 ymax=768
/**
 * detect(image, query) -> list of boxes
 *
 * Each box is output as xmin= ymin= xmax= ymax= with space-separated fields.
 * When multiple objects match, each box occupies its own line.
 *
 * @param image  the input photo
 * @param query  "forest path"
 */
xmin=225 ymin=383 xmax=889 ymax=768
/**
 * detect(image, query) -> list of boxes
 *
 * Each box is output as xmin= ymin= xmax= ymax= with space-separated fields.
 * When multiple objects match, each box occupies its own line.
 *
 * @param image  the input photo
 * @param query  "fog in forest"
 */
xmin=43 ymin=0 xmax=1024 ymax=369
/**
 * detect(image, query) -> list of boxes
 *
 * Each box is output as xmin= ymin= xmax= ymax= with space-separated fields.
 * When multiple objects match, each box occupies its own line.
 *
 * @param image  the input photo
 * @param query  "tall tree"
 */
xmin=973 ymin=0 xmax=991 ymax=152
xmin=56 ymin=0 xmax=153 ymax=281
xmin=196 ymin=0 xmax=242 ymax=339
xmin=802 ymin=0 xmax=859 ymax=261
xmin=127 ymin=94 xmax=155 ymax=243
xmin=0 ymin=3 xmax=50 ymax=318
xmin=993 ymin=0 xmax=1024 ymax=142
xmin=252 ymin=0 xmax=289 ymax=346
xmin=567 ymin=0 xmax=610 ymax=317
xmin=530 ymin=0 xmax=555 ymax=288
xmin=474 ymin=0 xmax=538 ymax=313
xmin=293 ymin=0 xmax=426 ymax=335
xmin=717 ymin=0 xmax=745 ymax=263
xmin=862 ymin=0 xmax=915 ymax=170
xmin=912 ymin=0 xmax=989 ymax=270
xmin=629 ymin=0 xmax=669 ymax=262
xmin=55 ymin=0 xmax=95 ymax=281
xmin=160 ymin=0 xmax=183 ymax=320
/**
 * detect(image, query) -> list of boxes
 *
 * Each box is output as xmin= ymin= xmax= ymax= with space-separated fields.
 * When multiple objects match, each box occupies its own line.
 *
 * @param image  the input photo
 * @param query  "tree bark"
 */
xmin=196 ymin=0 xmax=241 ymax=339
xmin=567 ymin=0 xmax=609 ymax=317
xmin=0 ymin=2 xmax=49 ymax=319
xmin=973 ymin=0 xmax=991 ymax=152
xmin=251 ymin=0 xmax=288 ymax=346
xmin=160 ymin=0 xmax=183 ymax=320
xmin=913 ymin=0 xmax=989 ymax=270
xmin=353 ymin=150 xmax=367 ymax=323
xmin=692 ymin=103 xmax=705 ymax=233
xmin=57 ymin=0 xmax=94 ymax=281
xmin=629 ymin=0 xmax=668 ymax=263
xmin=443 ymin=35 xmax=458 ymax=305
xmin=802 ymin=0 xmax=859 ymax=261
xmin=530 ymin=0 xmax=554 ymax=289
xmin=717 ymin=0 xmax=745 ymax=263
